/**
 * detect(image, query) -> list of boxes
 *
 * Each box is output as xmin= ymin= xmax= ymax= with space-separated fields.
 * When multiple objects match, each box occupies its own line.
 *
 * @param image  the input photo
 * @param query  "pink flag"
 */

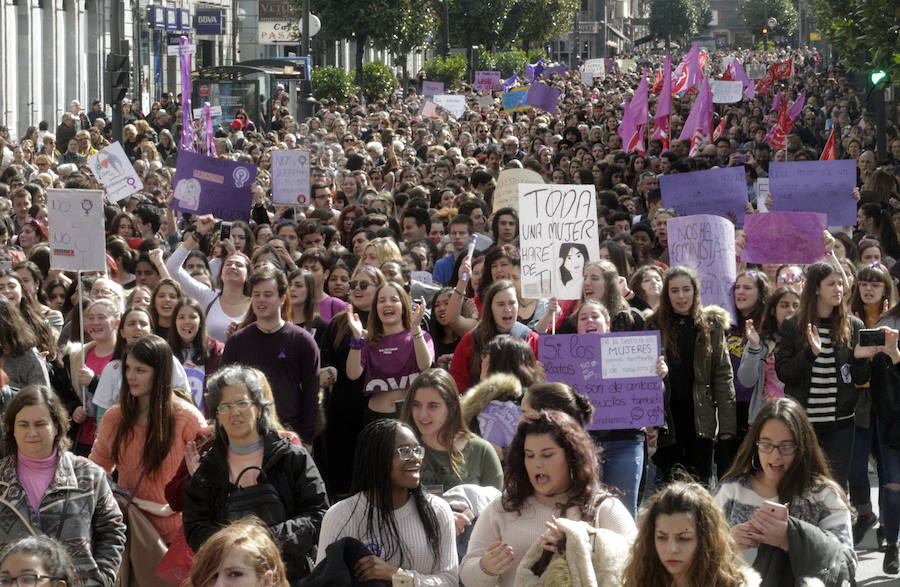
xmin=771 ymin=89 xmax=782 ymax=112
xmin=652 ymin=53 xmax=672 ymax=151
xmin=728 ymin=59 xmax=755 ymax=99
xmin=618 ymin=101 xmax=635 ymax=152
xmin=626 ymin=70 xmax=649 ymax=155
xmin=679 ymin=77 xmax=713 ymax=156
xmin=787 ymin=90 xmax=806 ymax=121
xmin=672 ymin=44 xmax=702 ymax=94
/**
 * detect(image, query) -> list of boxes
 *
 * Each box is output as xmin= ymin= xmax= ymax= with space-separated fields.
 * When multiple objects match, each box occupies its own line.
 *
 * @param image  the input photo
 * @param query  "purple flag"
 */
xmin=678 ymin=76 xmax=713 ymax=153
xmin=502 ymin=74 xmax=518 ymax=92
xmin=172 ymin=149 xmax=258 ymax=221
xmin=741 ymin=212 xmax=827 ymax=264
xmin=203 ymin=103 xmax=215 ymax=156
xmin=655 ymin=53 xmax=672 ymax=120
xmin=788 ymin=90 xmax=806 ymax=122
xmin=729 ymin=59 xmax=755 ymax=99
xmin=771 ymin=89 xmax=782 ymax=112
xmin=618 ymin=101 xmax=635 ymax=150
xmin=631 ymin=69 xmax=649 ymax=124
xmin=179 ymin=37 xmax=194 ymax=152
xmin=525 ymin=58 xmax=545 ymax=82
xmin=525 ymin=83 xmax=560 ymax=113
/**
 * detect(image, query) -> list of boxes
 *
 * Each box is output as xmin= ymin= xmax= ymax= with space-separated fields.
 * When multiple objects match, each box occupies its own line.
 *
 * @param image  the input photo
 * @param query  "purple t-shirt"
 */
xmin=319 ymin=295 xmax=349 ymax=323
xmin=361 ymin=330 xmax=434 ymax=395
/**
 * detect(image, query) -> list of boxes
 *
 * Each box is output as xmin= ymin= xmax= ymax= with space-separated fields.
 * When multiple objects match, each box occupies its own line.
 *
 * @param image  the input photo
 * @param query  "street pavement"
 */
xmin=854 ymin=470 xmax=900 ymax=585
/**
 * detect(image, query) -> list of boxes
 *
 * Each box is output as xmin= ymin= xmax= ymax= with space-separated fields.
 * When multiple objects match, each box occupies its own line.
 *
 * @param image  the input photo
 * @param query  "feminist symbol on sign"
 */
xmin=81 ymin=199 xmax=93 ymax=216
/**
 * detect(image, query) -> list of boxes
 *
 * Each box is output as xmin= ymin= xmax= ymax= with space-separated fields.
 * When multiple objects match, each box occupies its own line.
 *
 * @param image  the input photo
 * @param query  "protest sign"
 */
xmin=660 ymin=166 xmax=748 ymax=225
xmin=712 ymin=80 xmax=744 ymax=103
xmin=583 ymin=58 xmax=606 ymax=76
xmin=741 ymin=212 xmax=827 ymax=264
xmin=474 ymin=70 xmax=502 ymax=91
xmin=422 ymin=81 xmax=444 ymax=97
xmin=581 ymin=71 xmax=594 ymax=86
xmin=87 ymin=142 xmax=144 ymax=202
xmin=667 ymin=214 xmax=736 ymax=318
xmin=192 ymin=105 xmax=223 ymax=118
xmin=502 ymin=88 xmax=530 ymax=111
xmin=183 ymin=361 xmax=206 ymax=413
xmin=418 ymin=100 xmax=439 ymax=118
xmin=493 ymin=168 xmax=544 ymax=212
xmin=768 ymin=160 xmax=856 ymax=226
xmin=755 ymin=178 xmax=770 ymax=210
xmin=616 ymin=59 xmax=637 ymax=72
xmin=172 ymin=149 xmax=258 ymax=221
xmin=476 ymin=95 xmax=494 ymax=109
xmin=746 ymin=63 xmax=766 ymax=79
xmin=433 ymin=94 xmax=466 ymax=118
xmin=518 ymin=183 xmax=600 ymax=299
xmin=48 ymin=189 xmax=106 ymax=271
xmin=525 ymin=83 xmax=561 ymax=113
xmin=543 ymin=64 xmax=568 ymax=78
xmin=271 ymin=149 xmax=311 ymax=206
xmin=539 ymin=333 xmax=664 ymax=430
xmin=477 ymin=401 xmax=521 ymax=446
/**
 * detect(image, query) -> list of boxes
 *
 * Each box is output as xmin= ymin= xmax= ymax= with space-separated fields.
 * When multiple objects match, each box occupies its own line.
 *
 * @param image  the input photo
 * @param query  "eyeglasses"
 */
xmin=216 ymin=399 xmax=254 ymax=414
xmin=395 ymin=444 xmax=425 ymax=461
xmin=756 ymin=441 xmax=798 ymax=455
xmin=349 ymin=280 xmax=372 ymax=291
xmin=0 ymin=575 xmax=64 ymax=587
xmin=777 ymin=275 xmax=804 ymax=284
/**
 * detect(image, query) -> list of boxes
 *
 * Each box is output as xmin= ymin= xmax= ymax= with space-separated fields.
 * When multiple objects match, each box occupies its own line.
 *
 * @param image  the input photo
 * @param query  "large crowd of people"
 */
xmin=0 ymin=43 xmax=897 ymax=586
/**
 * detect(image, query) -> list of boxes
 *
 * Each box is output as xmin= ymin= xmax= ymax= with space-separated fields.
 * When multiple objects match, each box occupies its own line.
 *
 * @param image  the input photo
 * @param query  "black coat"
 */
xmin=183 ymin=429 xmax=329 ymax=583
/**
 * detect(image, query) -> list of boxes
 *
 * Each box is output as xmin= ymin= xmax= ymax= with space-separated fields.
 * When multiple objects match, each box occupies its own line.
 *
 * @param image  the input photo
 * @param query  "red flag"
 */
xmin=755 ymin=58 xmax=792 ymax=95
xmin=651 ymin=69 xmax=662 ymax=94
xmin=713 ymin=117 xmax=727 ymax=141
xmin=820 ymin=127 xmax=837 ymax=160
xmin=721 ymin=67 xmax=734 ymax=81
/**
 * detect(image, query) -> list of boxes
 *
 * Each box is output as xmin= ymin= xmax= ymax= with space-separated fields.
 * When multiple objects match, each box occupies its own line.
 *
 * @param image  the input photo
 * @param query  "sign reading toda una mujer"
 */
xmin=539 ymin=333 xmax=664 ymax=430
xmin=518 ymin=183 xmax=600 ymax=300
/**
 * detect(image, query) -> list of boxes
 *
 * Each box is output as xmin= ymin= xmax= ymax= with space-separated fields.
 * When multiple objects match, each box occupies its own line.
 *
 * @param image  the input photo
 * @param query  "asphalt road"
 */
xmin=853 ymin=471 xmax=900 ymax=585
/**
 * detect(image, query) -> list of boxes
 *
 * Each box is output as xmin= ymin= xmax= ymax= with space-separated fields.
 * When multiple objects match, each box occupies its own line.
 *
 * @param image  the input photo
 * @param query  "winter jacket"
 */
xmin=752 ymin=517 xmax=855 ymax=586
xmin=0 ymin=451 xmax=126 ymax=587
xmin=648 ymin=306 xmax=737 ymax=444
xmin=774 ymin=315 xmax=869 ymax=420
xmin=183 ymin=429 xmax=330 ymax=584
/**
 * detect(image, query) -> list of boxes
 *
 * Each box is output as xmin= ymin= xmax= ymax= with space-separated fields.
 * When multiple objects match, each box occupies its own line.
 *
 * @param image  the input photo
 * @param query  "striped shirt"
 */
xmin=808 ymin=324 xmax=838 ymax=422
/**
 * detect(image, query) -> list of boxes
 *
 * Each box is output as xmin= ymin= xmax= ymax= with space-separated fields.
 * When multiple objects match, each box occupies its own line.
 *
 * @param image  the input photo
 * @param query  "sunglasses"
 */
xmin=349 ymin=281 xmax=373 ymax=291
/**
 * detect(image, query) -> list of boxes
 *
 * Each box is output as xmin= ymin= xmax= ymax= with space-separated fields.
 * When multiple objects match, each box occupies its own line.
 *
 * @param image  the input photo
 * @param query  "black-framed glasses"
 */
xmin=216 ymin=399 xmax=254 ymax=414
xmin=349 ymin=280 xmax=372 ymax=291
xmin=0 ymin=575 xmax=64 ymax=587
xmin=395 ymin=445 xmax=425 ymax=461
xmin=756 ymin=441 xmax=798 ymax=455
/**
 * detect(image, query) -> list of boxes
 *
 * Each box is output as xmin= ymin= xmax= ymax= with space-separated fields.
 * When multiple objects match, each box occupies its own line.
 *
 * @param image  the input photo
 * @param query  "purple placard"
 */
xmin=539 ymin=333 xmax=664 ymax=430
xmin=422 ymin=81 xmax=444 ymax=97
xmin=172 ymin=149 xmax=258 ymax=221
xmin=667 ymin=214 xmax=737 ymax=320
xmin=476 ymin=401 xmax=521 ymax=447
xmin=543 ymin=64 xmax=568 ymax=78
xmin=660 ymin=166 xmax=748 ymax=225
xmin=741 ymin=211 xmax=827 ymax=264
xmin=525 ymin=83 xmax=561 ymax=114
xmin=769 ymin=160 xmax=857 ymax=226
xmin=474 ymin=71 xmax=502 ymax=91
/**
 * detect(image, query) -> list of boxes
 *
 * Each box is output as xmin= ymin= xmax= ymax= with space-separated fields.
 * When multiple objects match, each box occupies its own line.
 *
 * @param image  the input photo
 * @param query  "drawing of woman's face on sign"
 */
xmin=559 ymin=243 xmax=588 ymax=286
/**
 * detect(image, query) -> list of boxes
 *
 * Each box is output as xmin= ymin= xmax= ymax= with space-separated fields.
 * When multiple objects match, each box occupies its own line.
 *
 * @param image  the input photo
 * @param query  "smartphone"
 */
xmin=733 ymin=154 xmax=747 ymax=163
xmin=762 ymin=500 xmax=788 ymax=519
xmin=859 ymin=328 xmax=885 ymax=347
xmin=220 ymin=221 xmax=232 ymax=241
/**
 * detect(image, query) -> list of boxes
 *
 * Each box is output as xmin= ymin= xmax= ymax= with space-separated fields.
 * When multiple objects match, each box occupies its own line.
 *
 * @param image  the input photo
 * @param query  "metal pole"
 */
xmin=232 ymin=0 xmax=238 ymax=65
xmin=110 ymin=0 xmax=124 ymax=142
xmin=302 ymin=0 xmax=311 ymax=57
xmin=571 ymin=9 xmax=580 ymax=70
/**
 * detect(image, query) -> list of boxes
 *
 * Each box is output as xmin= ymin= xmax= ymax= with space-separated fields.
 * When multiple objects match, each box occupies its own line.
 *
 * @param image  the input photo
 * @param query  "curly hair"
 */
xmin=649 ymin=266 xmax=710 ymax=363
xmin=623 ymin=481 xmax=745 ymax=587
xmin=502 ymin=410 xmax=609 ymax=520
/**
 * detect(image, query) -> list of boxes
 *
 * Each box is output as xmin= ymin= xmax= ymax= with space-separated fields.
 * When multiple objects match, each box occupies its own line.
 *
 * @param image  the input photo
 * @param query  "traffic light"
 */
xmin=762 ymin=28 xmax=768 ymax=35
xmin=871 ymin=70 xmax=887 ymax=86
xmin=105 ymin=53 xmax=130 ymax=106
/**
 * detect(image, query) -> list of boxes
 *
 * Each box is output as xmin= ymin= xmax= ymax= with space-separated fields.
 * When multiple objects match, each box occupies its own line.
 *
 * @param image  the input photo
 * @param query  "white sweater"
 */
xmin=316 ymin=492 xmax=458 ymax=586
xmin=459 ymin=494 xmax=636 ymax=587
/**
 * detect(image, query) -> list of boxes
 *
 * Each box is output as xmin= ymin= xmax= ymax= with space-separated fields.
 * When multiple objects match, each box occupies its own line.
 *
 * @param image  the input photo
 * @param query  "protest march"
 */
xmin=0 ymin=40 xmax=898 ymax=586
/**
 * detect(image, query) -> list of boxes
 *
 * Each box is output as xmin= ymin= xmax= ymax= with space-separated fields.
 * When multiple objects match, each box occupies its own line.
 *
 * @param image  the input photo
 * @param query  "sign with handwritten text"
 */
xmin=474 ymin=71 xmax=502 ymax=91
xmin=769 ymin=160 xmax=856 ymax=225
xmin=660 ymin=166 xmax=747 ymax=225
xmin=48 ymin=189 xmax=106 ymax=271
xmin=539 ymin=333 xmax=664 ymax=430
xmin=271 ymin=149 xmax=311 ymax=206
xmin=667 ymin=214 xmax=736 ymax=319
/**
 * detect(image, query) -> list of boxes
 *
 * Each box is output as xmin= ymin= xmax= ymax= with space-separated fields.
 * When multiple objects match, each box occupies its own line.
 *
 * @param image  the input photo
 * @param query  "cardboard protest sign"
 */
xmin=539 ymin=333 xmax=664 ymax=430
xmin=474 ymin=71 xmax=502 ymax=91
xmin=87 ymin=142 xmax=143 ymax=202
xmin=48 ymin=189 xmax=107 ymax=271
xmin=493 ymin=168 xmax=544 ymax=212
xmin=582 ymin=58 xmax=606 ymax=76
xmin=712 ymin=80 xmax=744 ymax=103
xmin=755 ymin=178 xmax=770 ymax=210
xmin=741 ymin=212 xmax=827 ymax=264
xmin=745 ymin=63 xmax=766 ymax=79
xmin=502 ymin=88 xmax=530 ymax=111
xmin=581 ymin=71 xmax=594 ymax=86
xmin=476 ymin=95 xmax=494 ymax=110
xmin=660 ymin=166 xmax=748 ymax=225
xmin=543 ymin=65 xmax=568 ymax=78
xmin=172 ymin=149 xmax=258 ymax=221
xmin=518 ymin=184 xmax=600 ymax=300
xmin=768 ymin=160 xmax=856 ymax=226
xmin=526 ymin=83 xmax=561 ymax=114
xmin=271 ymin=149 xmax=311 ymax=206
xmin=667 ymin=214 xmax=736 ymax=319
xmin=422 ymin=81 xmax=444 ymax=97
xmin=433 ymin=94 xmax=466 ymax=118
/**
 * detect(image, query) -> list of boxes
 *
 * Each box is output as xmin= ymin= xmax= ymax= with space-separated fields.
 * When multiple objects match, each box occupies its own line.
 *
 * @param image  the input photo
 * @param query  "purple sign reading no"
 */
xmin=172 ymin=149 xmax=257 ymax=221
xmin=539 ymin=333 xmax=664 ymax=430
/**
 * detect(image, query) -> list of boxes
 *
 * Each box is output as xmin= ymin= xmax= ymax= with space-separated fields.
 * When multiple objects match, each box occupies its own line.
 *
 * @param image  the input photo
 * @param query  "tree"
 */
xmin=503 ymin=0 xmax=579 ymax=51
xmin=737 ymin=0 xmax=798 ymax=41
xmin=808 ymin=0 xmax=900 ymax=83
xmin=444 ymin=0 xmax=517 ymax=50
xmin=648 ymin=0 xmax=712 ymax=44
xmin=358 ymin=61 xmax=396 ymax=100
xmin=311 ymin=67 xmax=359 ymax=102
xmin=300 ymin=0 xmax=434 ymax=82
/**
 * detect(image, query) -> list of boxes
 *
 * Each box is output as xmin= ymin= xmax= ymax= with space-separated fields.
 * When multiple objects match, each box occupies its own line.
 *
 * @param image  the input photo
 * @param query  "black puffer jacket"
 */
xmin=183 ymin=429 xmax=330 ymax=583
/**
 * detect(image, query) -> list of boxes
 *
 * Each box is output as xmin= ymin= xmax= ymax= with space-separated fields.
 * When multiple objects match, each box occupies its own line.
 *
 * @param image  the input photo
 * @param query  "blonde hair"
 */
xmin=184 ymin=517 xmax=289 ymax=587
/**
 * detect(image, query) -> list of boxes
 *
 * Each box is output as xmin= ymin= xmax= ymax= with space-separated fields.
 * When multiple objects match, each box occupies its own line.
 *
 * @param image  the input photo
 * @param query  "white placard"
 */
xmin=48 ymin=189 xmax=107 ymax=271
xmin=746 ymin=63 xmax=767 ymax=80
xmin=167 ymin=44 xmax=196 ymax=56
xmin=477 ymin=95 xmax=494 ymax=109
xmin=581 ymin=71 xmax=594 ymax=86
xmin=755 ymin=178 xmax=770 ymax=211
xmin=493 ymin=168 xmax=544 ymax=212
xmin=87 ymin=142 xmax=144 ymax=202
xmin=615 ymin=58 xmax=637 ymax=73
xmin=271 ymin=149 xmax=311 ymax=206
xmin=432 ymin=94 xmax=466 ymax=118
xmin=600 ymin=333 xmax=660 ymax=379
xmin=582 ymin=58 xmax=606 ymax=76
xmin=192 ymin=105 xmax=223 ymax=118
xmin=712 ymin=80 xmax=744 ymax=103
xmin=518 ymin=183 xmax=601 ymax=300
